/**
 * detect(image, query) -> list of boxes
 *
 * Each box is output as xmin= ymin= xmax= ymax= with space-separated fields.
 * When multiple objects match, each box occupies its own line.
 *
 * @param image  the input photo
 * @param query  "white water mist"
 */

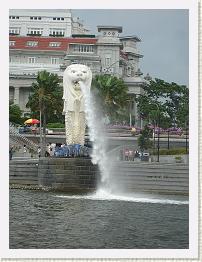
xmin=79 ymin=81 xmax=113 ymax=192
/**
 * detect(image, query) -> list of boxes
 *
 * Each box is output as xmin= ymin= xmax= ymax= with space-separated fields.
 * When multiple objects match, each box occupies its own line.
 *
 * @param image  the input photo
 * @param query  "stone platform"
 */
xmin=9 ymin=158 xmax=189 ymax=195
xmin=38 ymin=157 xmax=99 ymax=193
xmin=10 ymin=157 xmax=100 ymax=193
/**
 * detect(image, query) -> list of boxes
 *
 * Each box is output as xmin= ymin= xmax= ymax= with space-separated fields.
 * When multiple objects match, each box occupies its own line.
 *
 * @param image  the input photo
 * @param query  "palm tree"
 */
xmin=92 ymin=75 xmax=129 ymax=122
xmin=26 ymin=70 xmax=62 ymax=155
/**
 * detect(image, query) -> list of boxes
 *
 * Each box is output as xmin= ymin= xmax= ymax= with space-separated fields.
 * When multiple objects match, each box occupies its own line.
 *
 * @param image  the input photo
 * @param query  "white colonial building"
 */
xmin=9 ymin=9 xmax=151 ymax=127
xmin=9 ymin=9 xmax=89 ymax=37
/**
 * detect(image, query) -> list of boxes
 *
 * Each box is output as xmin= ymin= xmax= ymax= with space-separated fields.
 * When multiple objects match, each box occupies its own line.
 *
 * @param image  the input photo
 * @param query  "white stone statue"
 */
xmin=63 ymin=64 xmax=92 ymax=145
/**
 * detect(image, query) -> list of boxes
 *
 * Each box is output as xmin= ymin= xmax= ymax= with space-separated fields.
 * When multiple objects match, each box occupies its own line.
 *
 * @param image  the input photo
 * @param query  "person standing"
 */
xmin=129 ymin=149 xmax=134 ymax=161
xmin=45 ymin=144 xmax=50 ymax=157
xmin=9 ymin=146 xmax=14 ymax=160
xmin=37 ymin=146 xmax=41 ymax=158
xmin=23 ymin=145 xmax=27 ymax=157
xmin=124 ymin=149 xmax=129 ymax=161
xmin=50 ymin=143 xmax=56 ymax=157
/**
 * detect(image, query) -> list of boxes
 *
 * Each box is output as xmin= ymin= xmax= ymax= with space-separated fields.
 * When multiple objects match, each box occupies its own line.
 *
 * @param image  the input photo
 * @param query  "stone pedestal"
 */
xmin=38 ymin=157 xmax=99 ymax=193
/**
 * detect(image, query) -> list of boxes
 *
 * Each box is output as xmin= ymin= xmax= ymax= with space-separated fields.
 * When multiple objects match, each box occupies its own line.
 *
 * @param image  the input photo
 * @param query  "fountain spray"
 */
xmin=79 ymin=81 xmax=114 ymax=193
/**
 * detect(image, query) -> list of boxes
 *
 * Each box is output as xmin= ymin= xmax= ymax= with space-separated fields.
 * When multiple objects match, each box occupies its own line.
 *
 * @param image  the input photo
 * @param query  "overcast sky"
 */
xmin=71 ymin=9 xmax=189 ymax=86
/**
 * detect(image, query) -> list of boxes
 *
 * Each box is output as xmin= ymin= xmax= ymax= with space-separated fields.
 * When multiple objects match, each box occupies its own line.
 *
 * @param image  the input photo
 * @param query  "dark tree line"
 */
xmin=10 ymin=71 xmax=189 ymax=133
xmin=136 ymin=78 xmax=189 ymax=129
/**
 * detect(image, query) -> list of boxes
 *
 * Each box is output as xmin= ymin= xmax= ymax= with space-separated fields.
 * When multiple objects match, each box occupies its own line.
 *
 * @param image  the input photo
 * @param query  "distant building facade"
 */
xmin=9 ymin=9 xmax=150 ymax=127
xmin=9 ymin=9 xmax=89 ymax=37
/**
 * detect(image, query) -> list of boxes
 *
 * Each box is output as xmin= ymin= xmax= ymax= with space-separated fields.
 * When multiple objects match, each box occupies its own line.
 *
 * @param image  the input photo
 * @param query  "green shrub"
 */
xmin=138 ymin=126 xmax=153 ymax=151
xmin=151 ymin=148 xmax=188 ymax=155
xmin=175 ymin=156 xmax=182 ymax=161
xmin=47 ymin=122 xmax=65 ymax=128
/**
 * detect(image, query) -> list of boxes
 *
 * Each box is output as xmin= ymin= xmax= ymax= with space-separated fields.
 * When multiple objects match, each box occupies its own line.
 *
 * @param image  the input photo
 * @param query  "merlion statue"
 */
xmin=63 ymin=64 xmax=92 ymax=145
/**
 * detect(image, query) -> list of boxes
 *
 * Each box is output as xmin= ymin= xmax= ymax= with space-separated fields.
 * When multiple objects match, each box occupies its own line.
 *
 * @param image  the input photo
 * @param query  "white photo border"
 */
xmin=0 ymin=0 xmax=199 ymax=260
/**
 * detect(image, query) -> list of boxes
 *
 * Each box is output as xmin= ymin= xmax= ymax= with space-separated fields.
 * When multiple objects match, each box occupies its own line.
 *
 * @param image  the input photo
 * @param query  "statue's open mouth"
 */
xmin=73 ymin=80 xmax=81 ymax=91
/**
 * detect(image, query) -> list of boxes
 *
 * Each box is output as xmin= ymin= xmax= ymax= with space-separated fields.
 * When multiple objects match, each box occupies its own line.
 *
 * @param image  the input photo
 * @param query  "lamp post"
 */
xmin=153 ymin=122 xmax=155 ymax=151
xmin=157 ymin=112 xmax=160 ymax=162
xmin=152 ymin=103 xmax=160 ymax=162
xmin=128 ymin=96 xmax=135 ymax=127
xmin=38 ymin=88 xmax=46 ymax=157
xmin=39 ymin=108 xmax=42 ymax=148
xmin=149 ymin=110 xmax=155 ymax=154
xmin=39 ymin=94 xmax=43 ymax=156
xmin=167 ymin=129 xmax=170 ymax=150
xmin=173 ymin=106 xmax=176 ymax=129
xmin=185 ymin=120 xmax=188 ymax=154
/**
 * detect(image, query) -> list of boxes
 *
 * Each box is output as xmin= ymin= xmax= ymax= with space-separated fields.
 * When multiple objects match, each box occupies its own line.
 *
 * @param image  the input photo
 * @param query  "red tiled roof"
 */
xmin=9 ymin=36 xmax=97 ymax=51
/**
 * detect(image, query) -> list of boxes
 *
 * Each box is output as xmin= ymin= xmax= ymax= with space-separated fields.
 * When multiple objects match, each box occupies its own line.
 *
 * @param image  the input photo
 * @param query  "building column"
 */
xmin=14 ymin=87 xmax=20 ymax=105
xmin=132 ymin=95 xmax=137 ymax=125
xmin=140 ymin=118 xmax=144 ymax=129
xmin=132 ymin=95 xmax=140 ymax=127
xmin=134 ymin=94 xmax=143 ymax=128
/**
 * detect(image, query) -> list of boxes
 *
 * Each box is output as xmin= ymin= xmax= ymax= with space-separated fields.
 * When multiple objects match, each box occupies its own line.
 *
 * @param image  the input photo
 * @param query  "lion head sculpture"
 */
xmin=63 ymin=64 xmax=92 ymax=111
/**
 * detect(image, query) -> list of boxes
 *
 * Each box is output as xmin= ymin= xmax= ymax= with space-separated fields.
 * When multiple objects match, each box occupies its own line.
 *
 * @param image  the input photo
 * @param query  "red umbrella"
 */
xmin=24 ymin=118 xmax=40 ymax=124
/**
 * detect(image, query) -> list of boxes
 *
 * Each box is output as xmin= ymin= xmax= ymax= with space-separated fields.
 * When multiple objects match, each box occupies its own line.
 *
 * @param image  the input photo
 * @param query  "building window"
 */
xmin=53 ymin=17 xmax=64 ymax=21
xmin=71 ymin=44 xmax=94 ymax=53
xmin=9 ymin=56 xmax=13 ymax=62
xmin=51 ymin=57 xmax=59 ymax=64
xmin=9 ymin=16 xmax=19 ymax=19
xmin=28 ymin=57 xmax=36 ymax=64
xmin=26 ymin=41 xmax=38 ymax=47
xmin=105 ymin=57 xmax=111 ymax=67
xmin=30 ymin=16 xmax=41 ymax=20
xmin=49 ymin=28 xmax=65 ymax=37
xmin=27 ymin=28 xmax=43 ymax=36
xmin=131 ymin=67 xmax=135 ymax=77
xmin=9 ymin=27 xmax=20 ymax=35
xmin=9 ymin=41 xmax=16 ymax=46
xmin=49 ymin=42 xmax=61 ymax=47
xmin=127 ymin=67 xmax=131 ymax=76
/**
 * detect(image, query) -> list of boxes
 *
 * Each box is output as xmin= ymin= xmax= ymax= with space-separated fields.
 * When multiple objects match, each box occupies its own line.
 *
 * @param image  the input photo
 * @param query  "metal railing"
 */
xmin=9 ymin=123 xmax=38 ymax=153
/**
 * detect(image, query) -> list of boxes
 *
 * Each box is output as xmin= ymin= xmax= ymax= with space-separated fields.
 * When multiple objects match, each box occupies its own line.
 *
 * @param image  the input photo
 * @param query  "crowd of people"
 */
xmin=38 ymin=143 xmax=90 ymax=158
xmin=120 ymin=148 xmax=143 ymax=161
xmin=9 ymin=142 xmax=91 ymax=160
xmin=37 ymin=143 xmax=55 ymax=158
xmin=9 ymin=143 xmax=145 ymax=161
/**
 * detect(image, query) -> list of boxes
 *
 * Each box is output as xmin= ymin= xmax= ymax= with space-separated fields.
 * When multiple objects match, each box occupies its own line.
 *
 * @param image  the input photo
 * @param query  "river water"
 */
xmin=9 ymin=189 xmax=189 ymax=249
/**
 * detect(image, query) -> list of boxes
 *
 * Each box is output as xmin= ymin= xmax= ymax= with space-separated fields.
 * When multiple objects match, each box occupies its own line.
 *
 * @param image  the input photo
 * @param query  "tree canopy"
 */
xmin=136 ymin=78 xmax=189 ymax=129
xmin=138 ymin=125 xmax=153 ymax=151
xmin=26 ymin=70 xmax=63 ymax=124
xmin=9 ymin=102 xmax=23 ymax=124
xmin=92 ymin=74 xmax=129 ymax=122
